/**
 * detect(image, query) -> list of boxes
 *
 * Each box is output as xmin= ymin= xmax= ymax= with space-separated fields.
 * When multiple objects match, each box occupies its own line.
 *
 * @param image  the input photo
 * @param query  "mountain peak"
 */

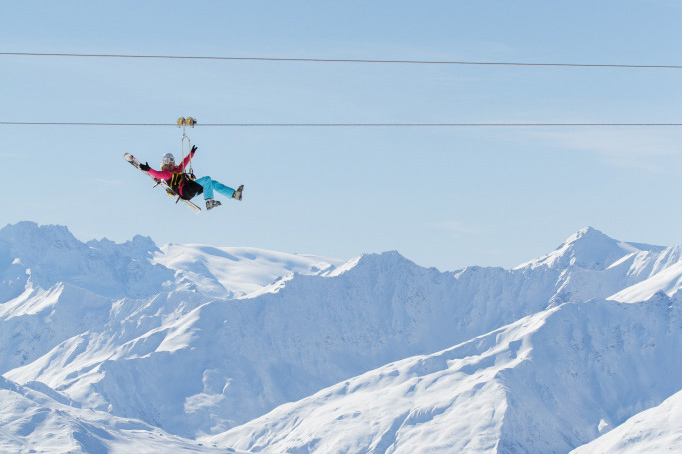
xmin=569 ymin=226 xmax=609 ymax=242
xmin=517 ymin=227 xmax=644 ymax=271
xmin=0 ymin=221 xmax=80 ymax=251
xmin=0 ymin=222 xmax=174 ymax=299
xmin=327 ymin=250 xmax=421 ymax=278
xmin=574 ymin=225 xmax=601 ymax=237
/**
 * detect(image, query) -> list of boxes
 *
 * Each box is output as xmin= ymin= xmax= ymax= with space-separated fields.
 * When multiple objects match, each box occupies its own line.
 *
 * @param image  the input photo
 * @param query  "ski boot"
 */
xmin=206 ymin=198 xmax=222 ymax=210
xmin=232 ymin=185 xmax=244 ymax=201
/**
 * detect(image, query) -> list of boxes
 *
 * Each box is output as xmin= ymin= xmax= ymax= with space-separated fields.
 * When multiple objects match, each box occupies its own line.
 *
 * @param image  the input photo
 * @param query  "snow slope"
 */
xmin=0 ymin=375 xmax=236 ymax=454
xmin=152 ymin=243 xmax=343 ymax=298
xmin=210 ymin=294 xmax=682 ymax=453
xmin=570 ymin=388 xmax=682 ymax=454
xmin=609 ymin=259 xmax=682 ymax=303
xmin=1 ymin=221 xmax=682 ymax=453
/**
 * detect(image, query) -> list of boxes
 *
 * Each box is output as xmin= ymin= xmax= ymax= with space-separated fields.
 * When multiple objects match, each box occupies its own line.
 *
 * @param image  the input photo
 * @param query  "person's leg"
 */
xmin=211 ymin=180 xmax=236 ymax=199
xmin=195 ymin=176 xmax=214 ymax=200
xmin=213 ymin=180 xmax=234 ymax=199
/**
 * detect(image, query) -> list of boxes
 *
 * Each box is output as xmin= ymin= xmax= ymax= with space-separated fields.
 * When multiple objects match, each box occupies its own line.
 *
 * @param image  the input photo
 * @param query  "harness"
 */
xmin=169 ymin=171 xmax=192 ymax=191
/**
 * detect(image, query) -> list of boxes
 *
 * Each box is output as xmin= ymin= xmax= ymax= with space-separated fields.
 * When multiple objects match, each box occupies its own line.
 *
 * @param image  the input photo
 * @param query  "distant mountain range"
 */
xmin=1 ymin=221 xmax=680 ymax=453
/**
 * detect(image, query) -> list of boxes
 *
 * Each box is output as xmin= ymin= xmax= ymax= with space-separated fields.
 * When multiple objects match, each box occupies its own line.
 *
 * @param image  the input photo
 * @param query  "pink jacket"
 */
xmin=147 ymin=152 xmax=194 ymax=196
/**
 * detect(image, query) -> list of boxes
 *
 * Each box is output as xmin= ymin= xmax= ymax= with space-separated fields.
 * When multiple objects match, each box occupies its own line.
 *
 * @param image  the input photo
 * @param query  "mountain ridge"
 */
xmin=1 ymin=221 xmax=681 ymax=452
xmin=210 ymin=293 xmax=681 ymax=453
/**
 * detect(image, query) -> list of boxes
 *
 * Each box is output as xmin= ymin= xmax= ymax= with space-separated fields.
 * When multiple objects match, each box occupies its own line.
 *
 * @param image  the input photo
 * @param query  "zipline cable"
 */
xmin=2 ymin=122 xmax=682 ymax=128
xmin=1 ymin=52 xmax=682 ymax=70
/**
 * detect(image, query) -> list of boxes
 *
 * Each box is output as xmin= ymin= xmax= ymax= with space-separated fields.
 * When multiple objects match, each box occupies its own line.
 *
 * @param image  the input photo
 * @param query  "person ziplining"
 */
xmin=124 ymin=117 xmax=243 ymax=213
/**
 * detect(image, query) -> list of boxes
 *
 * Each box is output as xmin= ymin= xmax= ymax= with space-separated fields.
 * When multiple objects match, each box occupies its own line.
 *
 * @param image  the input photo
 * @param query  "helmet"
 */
xmin=161 ymin=153 xmax=175 ymax=166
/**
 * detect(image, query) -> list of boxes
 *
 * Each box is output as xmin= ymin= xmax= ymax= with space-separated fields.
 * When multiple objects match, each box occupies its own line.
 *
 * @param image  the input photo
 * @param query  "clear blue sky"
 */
xmin=3 ymin=1 xmax=682 ymax=271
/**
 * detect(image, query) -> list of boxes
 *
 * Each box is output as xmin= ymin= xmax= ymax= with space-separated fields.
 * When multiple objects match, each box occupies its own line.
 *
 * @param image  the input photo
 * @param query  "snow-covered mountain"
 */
xmin=1 ymin=221 xmax=681 ymax=453
xmin=211 ymin=294 xmax=681 ymax=453
xmin=0 ymin=375 xmax=233 ymax=454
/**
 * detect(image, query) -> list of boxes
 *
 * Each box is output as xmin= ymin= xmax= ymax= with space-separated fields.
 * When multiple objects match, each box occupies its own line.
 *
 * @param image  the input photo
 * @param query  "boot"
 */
xmin=205 ymin=198 xmax=222 ymax=210
xmin=232 ymin=185 xmax=244 ymax=201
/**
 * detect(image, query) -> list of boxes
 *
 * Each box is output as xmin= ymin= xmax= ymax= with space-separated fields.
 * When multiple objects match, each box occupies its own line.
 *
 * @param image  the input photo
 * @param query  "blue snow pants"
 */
xmin=195 ymin=176 xmax=235 ymax=200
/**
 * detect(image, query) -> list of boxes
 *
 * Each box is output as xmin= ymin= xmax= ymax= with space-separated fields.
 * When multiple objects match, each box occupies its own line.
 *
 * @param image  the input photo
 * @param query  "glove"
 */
xmin=191 ymin=145 xmax=197 ymax=155
xmin=140 ymin=162 xmax=150 ymax=171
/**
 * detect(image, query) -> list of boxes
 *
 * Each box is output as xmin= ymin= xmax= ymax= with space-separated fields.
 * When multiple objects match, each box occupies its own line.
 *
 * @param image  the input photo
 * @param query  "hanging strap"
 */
xmin=177 ymin=117 xmax=197 ymax=178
